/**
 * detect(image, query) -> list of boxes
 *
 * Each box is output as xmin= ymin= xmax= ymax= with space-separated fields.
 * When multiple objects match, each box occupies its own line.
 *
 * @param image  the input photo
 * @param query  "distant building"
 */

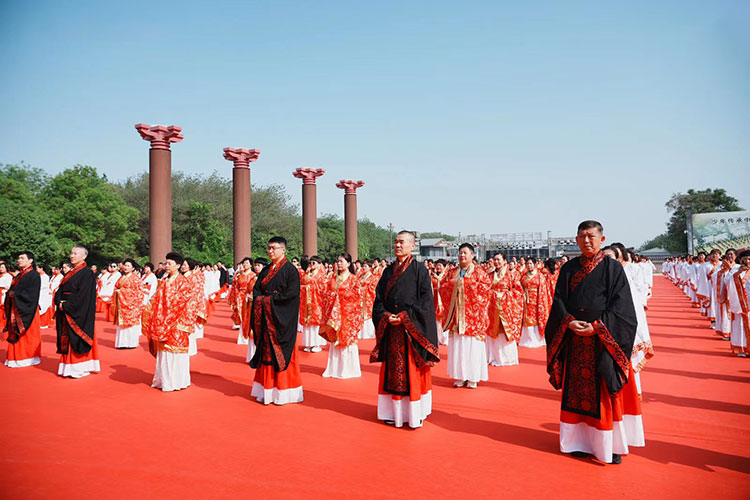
xmin=419 ymin=237 xmax=451 ymax=259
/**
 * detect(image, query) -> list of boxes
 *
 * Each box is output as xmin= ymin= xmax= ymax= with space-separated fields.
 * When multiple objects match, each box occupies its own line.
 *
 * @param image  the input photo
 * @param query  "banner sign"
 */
xmin=692 ymin=210 xmax=750 ymax=254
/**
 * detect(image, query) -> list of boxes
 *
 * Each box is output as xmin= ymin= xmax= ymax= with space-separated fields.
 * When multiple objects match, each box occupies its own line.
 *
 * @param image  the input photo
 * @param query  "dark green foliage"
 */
xmin=2 ymin=163 xmax=393 ymax=265
xmin=640 ymin=188 xmax=743 ymax=253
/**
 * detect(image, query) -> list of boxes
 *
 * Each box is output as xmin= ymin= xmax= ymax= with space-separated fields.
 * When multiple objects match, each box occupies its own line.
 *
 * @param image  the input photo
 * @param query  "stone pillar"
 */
xmin=293 ymin=168 xmax=326 ymax=256
xmin=335 ymin=180 xmax=365 ymax=260
xmin=135 ymin=124 xmax=183 ymax=264
xmin=223 ymin=147 xmax=261 ymax=264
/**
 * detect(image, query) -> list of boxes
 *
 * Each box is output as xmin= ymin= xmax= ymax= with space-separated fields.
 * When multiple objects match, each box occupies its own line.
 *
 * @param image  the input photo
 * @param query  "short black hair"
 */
xmin=184 ymin=257 xmax=199 ymax=270
xmin=310 ymin=255 xmax=323 ymax=264
xmin=577 ymin=220 xmax=604 ymax=234
xmin=459 ymin=243 xmax=475 ymax=254
xmin=17 ymin=250 xmax=35 ymax=262
xmin=268 ymin=236 xmax=287 ymax=248
xmin=240 ymin=256 xmax=252 ymax=264
xmin=165 ymin=251 xmax=184 ymax=265
xmin=254 ymin=257 xmax=269 ymax=267
xmin=143 ymin=262 xmax=155 ymax=272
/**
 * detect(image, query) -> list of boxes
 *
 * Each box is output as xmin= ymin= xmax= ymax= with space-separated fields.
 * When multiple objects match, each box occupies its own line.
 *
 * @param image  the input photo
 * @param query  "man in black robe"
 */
xmin=3 ymin=251 xmax=42 ymax=367
xmin=545 ymin=220 xmax=642 ymax=464
xmin=249 ymin=236 xmax=303 ymax=405
xmin=372 ymin=231 xmax=440 ymax=428
xmin=56 ymin=245 xmax=99 ymax=378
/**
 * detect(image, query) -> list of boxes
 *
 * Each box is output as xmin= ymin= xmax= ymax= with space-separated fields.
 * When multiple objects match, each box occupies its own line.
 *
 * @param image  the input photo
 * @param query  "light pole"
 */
xmin=388 ymin=223 xmax=394 ymax=261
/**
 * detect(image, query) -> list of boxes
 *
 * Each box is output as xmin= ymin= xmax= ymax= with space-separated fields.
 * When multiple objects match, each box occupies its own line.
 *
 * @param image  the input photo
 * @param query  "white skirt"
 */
xmin=5 ymin=357 xmax=41 ymax=368
xmin=486 ymin=335 xmax=519 ymax=366
xmin=251 ymin=381 xmax=304 ymax=405
xmin=377 ymin=391 xmax=432 ymax=428
xmin=245 ymin=338 xmax=257 ymax=362
xmin=58 ymin=358 xmax=101 ymax=378
xmin=560 ymin=412 xmax=645 ymax=464
xmin=114 ymin=324 xmax=141 ymax=349
xmin=447 ymin=333 xmax=488 ymax=383
xmin=730 ymin=316 xmax=748 ymax=350
xmin=519 ymin=326 xmax=546 ymax=347
xmin=194 ymin=323 xmax=204 ymax=339
xmin=322 ymin=343 xmax=361 ymax=379
xmin=188 ymin=332 xmax=198 ymax=356
xmin=358 ymin=319 xmax=376 ymax=339
xmin=437 ymin=321 xmax=449 ymax=345
xmin=237 ymin=330 xmax=249 ymax=345
xmin=302 ymin=325 xmax=326 ymax=347
xmin=152 ymin=350 xmax=190 ymax=392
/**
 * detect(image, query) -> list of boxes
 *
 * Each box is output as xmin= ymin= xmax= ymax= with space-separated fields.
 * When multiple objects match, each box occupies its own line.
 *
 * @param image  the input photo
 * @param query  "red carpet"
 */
xmin=1 ymin=276 xmax=748 ymax=499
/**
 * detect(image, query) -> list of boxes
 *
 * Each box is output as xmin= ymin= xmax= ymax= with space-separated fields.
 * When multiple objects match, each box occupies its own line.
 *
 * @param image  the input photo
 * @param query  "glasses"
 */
xmin=267 ymin=245 xmax=283 ymax=252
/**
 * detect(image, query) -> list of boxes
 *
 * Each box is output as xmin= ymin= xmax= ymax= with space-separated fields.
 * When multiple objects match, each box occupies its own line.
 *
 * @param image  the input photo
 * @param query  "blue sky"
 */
xmin=1 ymin=0 xmax=748 ymax=246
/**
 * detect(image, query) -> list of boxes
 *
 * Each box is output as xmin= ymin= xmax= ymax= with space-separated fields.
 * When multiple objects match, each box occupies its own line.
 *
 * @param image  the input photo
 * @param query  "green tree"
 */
xmin=173 ymin=201 xmax=232 ymax=263
xmin=316 ymin=214 xmax=345 ymax=262
xmin=0 ymin=164 xmax=62 ymax=265
xmin=420 ymin=231 xmax=456 ymax=241
xmin=357 ymin=218 xmax=390 ymax=259
xmin=641 ymin=188 xmax=743 ymax=253
xmin=44 ymin=165 xmax=140 ymax=263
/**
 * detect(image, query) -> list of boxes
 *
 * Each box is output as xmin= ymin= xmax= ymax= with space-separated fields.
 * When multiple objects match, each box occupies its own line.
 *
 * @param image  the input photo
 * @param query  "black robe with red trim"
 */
xmin=4 ymin=268 xmax=41 ymax=343
xmin=371 ymin=259 xmax=440 ymax=396
xmin=249 ymin=261 xmax=300 ymax=372
xmin=545 ymin=255 xmax=637 ymax=419
xmin=55 ymin=266 xmax=97 ymax=355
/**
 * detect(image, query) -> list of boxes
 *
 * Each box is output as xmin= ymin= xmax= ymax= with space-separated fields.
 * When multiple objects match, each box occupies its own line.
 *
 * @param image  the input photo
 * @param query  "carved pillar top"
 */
xmin=336 ymin=180 xmax=365 ymax=195
xmin=223 ymin=148 xmax=261 ymax=168
xmin=293 ymin=167 xmax=326 ymax=185
xmin=135 ymin=124 xmax=184 ymax=150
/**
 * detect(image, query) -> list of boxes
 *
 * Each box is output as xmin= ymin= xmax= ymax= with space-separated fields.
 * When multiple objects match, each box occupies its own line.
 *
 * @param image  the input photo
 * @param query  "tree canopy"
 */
xmin=1 ymin=163 xmax=393 ymax=266
xmin=640 ymin=188 xmax=743 ymax=253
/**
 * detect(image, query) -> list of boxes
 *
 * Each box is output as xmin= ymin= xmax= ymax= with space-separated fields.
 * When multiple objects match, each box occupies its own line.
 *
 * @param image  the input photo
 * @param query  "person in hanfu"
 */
xmin=3 ymin=251 xmax=42 ymax=368
xmin=487 ymin=252 xmax=523 ymax=366
xmin=546 ymin=220 xmax=643 ymax=465
xmin=113 ymin=258 xmax=147 ymax=349
xmin=56 ymin=246 xmax=100 ymax=378
xmin=372 ymin=231 xmax=439 ymax=428
xmin=249 ymin=236 xmax=303 ymax=405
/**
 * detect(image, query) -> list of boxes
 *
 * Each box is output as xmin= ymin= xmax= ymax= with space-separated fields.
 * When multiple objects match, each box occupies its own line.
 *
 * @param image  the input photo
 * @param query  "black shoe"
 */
xmin=570 ymin=451 xmax=589 ymax=458
xmin=611 ymin=454 xmax=622 ymax=464
xmin=384 ymin=420 xmax=395 ymax=426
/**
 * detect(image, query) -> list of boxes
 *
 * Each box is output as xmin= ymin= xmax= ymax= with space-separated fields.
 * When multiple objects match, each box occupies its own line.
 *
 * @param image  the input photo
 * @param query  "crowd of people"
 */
xmin=662 ymin=248 xmax=750 ymax=356
xmin=10 ymin=219 xmax=740 ymax=466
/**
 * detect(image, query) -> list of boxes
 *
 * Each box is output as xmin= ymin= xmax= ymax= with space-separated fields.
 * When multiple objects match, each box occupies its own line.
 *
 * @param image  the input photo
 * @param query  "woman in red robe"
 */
xmin=142 ymin=252 xmax=193 ymax=391
xmin=487 ymin=252 xmax=523 ymax=366
xmin=519 ymin=258 xmax=550 ymax=348
xmin=358 ymin=260 xmax=379 ymax=339
xmin=113 ymin=258 xmax=147 ymax=349
xmin=229 ymin=257 xmax=256 ymax=345
xmin=431 ymin=259 xmax=449 ymax=345
xmin=320 ymin=253 xmax=363 ymax=378
xmin=182 ymin=258 xmax=207 ymax=357
xmin=299 ymin=256 xmax=327 ymax=352
xmin=440 ymin=244 xmax=491 ymax=388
